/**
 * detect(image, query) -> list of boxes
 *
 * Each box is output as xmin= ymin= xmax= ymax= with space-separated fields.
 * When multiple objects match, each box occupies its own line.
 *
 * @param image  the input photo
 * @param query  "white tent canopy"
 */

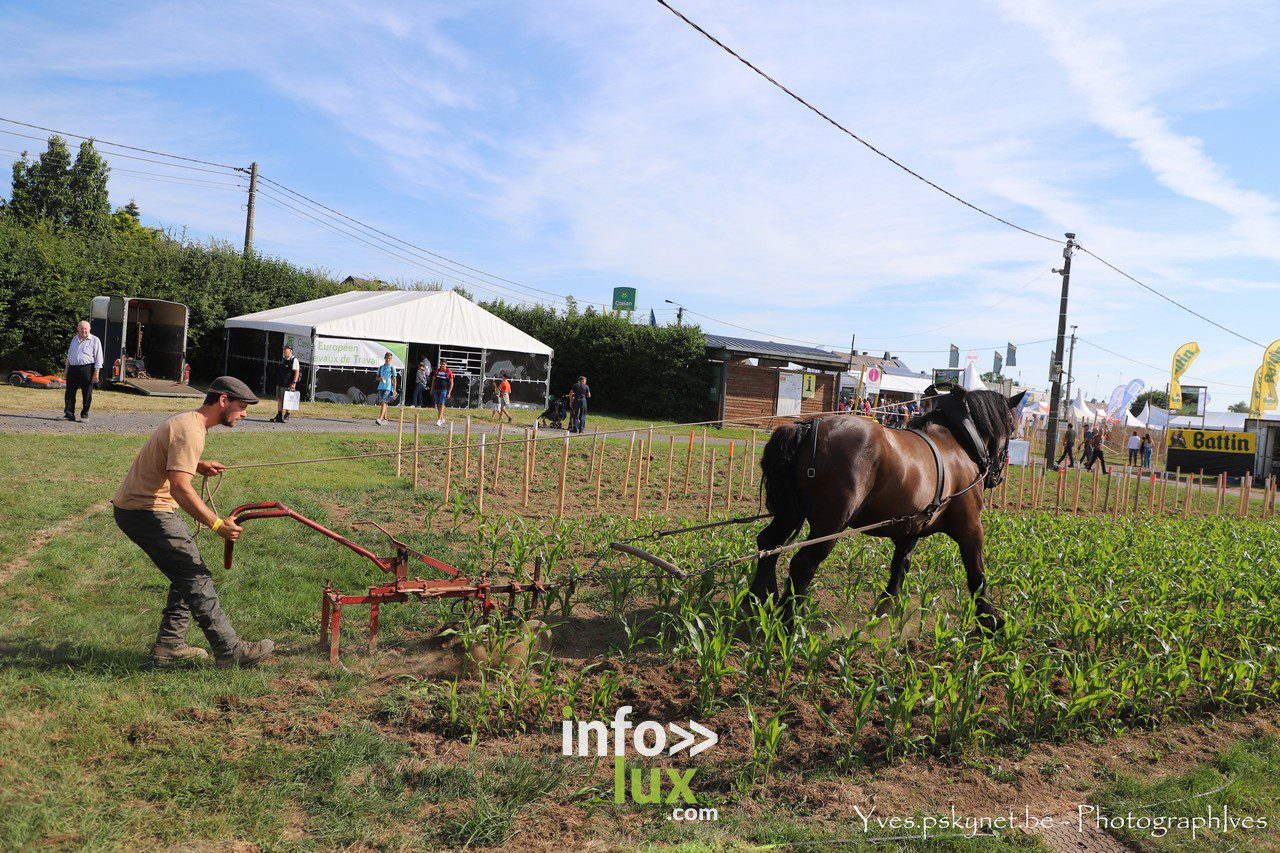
xmin=961 ymin=362 xmax=987 ymax=392
xmin=1135 ymin=404 xmax=1280 ymax=431
xmin=225 ymin=289 xmax=552 ymax=356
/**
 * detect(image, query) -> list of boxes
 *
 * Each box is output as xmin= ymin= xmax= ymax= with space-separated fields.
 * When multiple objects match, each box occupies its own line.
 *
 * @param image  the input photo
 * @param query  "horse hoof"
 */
xmin=976 ymin=611 xmax=1005 ymax=635
xmin=873 ymin=595 xmax=896 ymax=619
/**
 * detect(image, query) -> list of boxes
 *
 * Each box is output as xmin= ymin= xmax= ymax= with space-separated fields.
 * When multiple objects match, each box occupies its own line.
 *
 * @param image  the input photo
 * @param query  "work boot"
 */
xmin=282 ymin=410 xmax=290 ymax=422
xmin=215 ymin=639 xmax=276 ymax=669
xmin=269 ymin=413 xmax=282 ymax=423
xmin=150 ymin=642 xmax=210 ymax=667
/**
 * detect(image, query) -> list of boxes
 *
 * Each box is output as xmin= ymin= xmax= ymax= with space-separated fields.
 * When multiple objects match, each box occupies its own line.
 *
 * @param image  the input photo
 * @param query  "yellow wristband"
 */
xmin=211 ymin=517 xmax=224 ymax=532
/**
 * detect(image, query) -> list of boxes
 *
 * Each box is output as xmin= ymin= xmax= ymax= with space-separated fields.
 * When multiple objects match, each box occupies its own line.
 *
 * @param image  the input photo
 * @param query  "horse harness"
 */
xmin=905 ymin=391 xmax=1006 ymax=524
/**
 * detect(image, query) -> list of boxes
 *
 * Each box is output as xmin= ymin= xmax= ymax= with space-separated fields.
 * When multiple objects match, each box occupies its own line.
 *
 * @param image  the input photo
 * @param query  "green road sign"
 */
xmin=612 ymin=287 xmax=637 ymax=311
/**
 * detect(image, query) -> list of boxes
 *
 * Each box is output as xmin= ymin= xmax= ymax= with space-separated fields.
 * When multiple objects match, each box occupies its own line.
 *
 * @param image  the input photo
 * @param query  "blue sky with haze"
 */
xmin=2 ymin=0 xmax=1278 ymax=404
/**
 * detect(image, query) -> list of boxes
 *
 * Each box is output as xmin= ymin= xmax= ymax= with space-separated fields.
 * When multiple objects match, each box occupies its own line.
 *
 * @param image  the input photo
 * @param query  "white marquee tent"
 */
xmin=224 ymin=290 xmax=553 ymax=408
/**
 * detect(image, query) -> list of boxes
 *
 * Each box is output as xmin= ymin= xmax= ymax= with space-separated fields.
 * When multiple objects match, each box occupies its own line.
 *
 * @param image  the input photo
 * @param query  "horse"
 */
xmin=753 ymin=386 xmax=1024 ymax=633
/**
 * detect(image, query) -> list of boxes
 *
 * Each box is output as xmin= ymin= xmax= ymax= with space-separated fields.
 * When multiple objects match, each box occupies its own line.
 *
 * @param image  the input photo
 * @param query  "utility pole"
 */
xmin=1064 ymin=324 xmax=1077 ymax=405
xmin=847 ymin=334 xmax=856 ymax=371
xmin=243 ymin=161 xmax=258 ymax=256
xmin=1044 ymin=233 xmax=1076 ymax=467
xmin=664 ymin=299 xmax=685 ymax=326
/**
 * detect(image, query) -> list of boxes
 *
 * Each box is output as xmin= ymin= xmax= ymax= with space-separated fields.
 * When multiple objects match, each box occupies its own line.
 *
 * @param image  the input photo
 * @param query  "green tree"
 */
xmin=7 ymin=135 xmax=73 ymax=228
xmin=1228 ymin=401 xmax=1250 ymax=413
xmin=120 ymin=199 xmax=141 ymax=222
xmin=1129 ymin=389 xmax=1169 ymax=417
xmin=68 ymin=139 xmax=111 ymax=235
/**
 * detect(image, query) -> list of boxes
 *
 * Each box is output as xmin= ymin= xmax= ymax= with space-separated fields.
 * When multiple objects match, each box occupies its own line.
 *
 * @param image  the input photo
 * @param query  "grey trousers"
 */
xmin=114 ymin=506 xmax=240 ymax=656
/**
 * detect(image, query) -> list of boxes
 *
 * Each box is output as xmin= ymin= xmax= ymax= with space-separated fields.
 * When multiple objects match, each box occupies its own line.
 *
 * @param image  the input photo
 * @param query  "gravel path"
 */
xmin=0 ymin=409 xmax=564 ymax=438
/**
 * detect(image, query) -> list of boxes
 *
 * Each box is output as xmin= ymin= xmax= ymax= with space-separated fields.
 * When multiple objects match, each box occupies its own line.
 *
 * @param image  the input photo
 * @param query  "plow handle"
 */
xmin=608 ymin=542 xmax=686 ymax=580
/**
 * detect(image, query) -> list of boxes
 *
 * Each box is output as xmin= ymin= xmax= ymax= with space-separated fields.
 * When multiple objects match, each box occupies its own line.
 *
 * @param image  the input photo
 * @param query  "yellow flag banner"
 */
xmin=1250 ymin=365 xmax=1265 ymax=418
xmin=1169 ymin=341 xmax=1199 ymax=412
xmin=1263 ymin=339 xmax=1280 ymax=412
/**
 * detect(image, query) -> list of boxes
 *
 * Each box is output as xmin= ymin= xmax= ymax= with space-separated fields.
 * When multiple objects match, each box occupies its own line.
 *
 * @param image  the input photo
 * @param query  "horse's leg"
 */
xmin=780 ymin=538 xmax=838 ymax=628
xmin=750 ymin=516 xmax=802 ymax=602
xmin=874 ymin=535 xmax=920 ymax=617
xmin=949 ymin=511 xmax=1003 ymax=634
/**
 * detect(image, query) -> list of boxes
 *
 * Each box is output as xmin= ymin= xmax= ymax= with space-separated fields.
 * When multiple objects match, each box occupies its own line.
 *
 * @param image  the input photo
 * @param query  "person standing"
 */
xmin=269 ymin=344 xmax=300 ymax=424
xmin=113 ymin=376 xmax=274 ymax=667
xmin=430 ymin=359 xmax=454 ymax=426
xmin=1056 ymin=423 xmax=1077 ymax=468
xmin=494 ymin=373 xmax=513 ymax=423
xmin=1140 ymin=433 xmax=1153 ymax=469
xmin=64 ymin=320 xmax=103 ymax=422
xmin=1087 ymin=430 xmax=1109 ymax=474
xmin=374 ymin=352 xmax=398 ymax=426
xmin=1126 ymin=430 xmax=1141 ymax=468
xmin=413 ymin=357 xmax=432 ymax=408
xmin=1081 ymin=425 xmax=1095 ymax=470
xmin=569 ymin=375 xmax=591 ymax=433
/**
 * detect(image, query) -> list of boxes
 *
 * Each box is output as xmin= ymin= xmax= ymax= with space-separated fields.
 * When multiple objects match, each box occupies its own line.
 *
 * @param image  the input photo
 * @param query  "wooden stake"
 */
xmin=699 ymin=428 xmax=708 ymax=485
xmin=557 ymin=435 xmax=569 ymax=518
xmin=1239 ymin=472 xmax=1251 ymax=518
xmin=632 ymin=438 xmax=644 ymax=520
xmin=725 ymin=441 xmax=735 ymax=511
xmin=1157 ymin=471 xmax=1166 ymax=515
xmin=683 ymin=429 xmax=695 ymax=496
xmin=411 ymin=413 xmax=420 ymax=489
xmin=522 ymin=427 xmax=532 ymax=508
xmin=622 ymin=431 xmax=636 ymax=498
xmin=1183 ymin=471 xmax=1193 ymax=518
xmin=396 ymin=404 xmax=406 ymax=477
xmin=1055 ymin=465 xmax=1064 ymax=512
xmin=705 ymin=447 xmax=716 ymax=522
xmin=1147 ymin=473 xmax=1155 ymax=514
xmin=1071 ymin=466 xmax=1081 ymax=513
xmin=664 ymin=434 xmax=674 ymax=514
xmin=595 ymin=432 xmax=605 ymax=511
xmin=1214 ymin=473 xmax=1223 ymax=515
xmin=476 ymin=435 xmax=486 ymax=514
xmin=492 ymin=423 xmax=504 ymax=492
xmin=1091 ymin=465 xmax=1100 ymax=513
xmin=443 ymin=423 xmax=455 ymax=503
xmin=1016 ymin=464 xmax=1027 ymax=512
xmin=645 ymin=425 xmax=654 ymax=485
xmin=463 ymin=415 xmax=472 ymax=477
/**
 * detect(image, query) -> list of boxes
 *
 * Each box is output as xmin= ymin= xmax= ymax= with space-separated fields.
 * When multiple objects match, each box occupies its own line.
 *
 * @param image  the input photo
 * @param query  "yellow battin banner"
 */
xmin=1169 ymin=342 xmax=1199 ymax=413
xmin=1167 ymin=428 xmax=1255 ymax=454
xmin=1249 ymin=339 xmax=1280 ymax=417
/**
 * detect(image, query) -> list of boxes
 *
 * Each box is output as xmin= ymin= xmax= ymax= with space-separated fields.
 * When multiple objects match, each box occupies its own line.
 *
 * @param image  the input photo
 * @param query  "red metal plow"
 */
xmin=223 ymin=502 xmax=549 ymax=663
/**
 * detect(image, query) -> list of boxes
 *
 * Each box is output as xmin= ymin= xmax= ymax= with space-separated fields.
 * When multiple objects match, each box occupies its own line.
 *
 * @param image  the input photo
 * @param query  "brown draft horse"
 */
xmin=753 ymin=387 xmax=1025 ymax=633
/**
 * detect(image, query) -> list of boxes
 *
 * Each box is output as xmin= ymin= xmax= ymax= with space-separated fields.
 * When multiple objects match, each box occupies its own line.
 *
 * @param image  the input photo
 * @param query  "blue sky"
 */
xmin=2 ymin=0 xmax=1278 ymax=405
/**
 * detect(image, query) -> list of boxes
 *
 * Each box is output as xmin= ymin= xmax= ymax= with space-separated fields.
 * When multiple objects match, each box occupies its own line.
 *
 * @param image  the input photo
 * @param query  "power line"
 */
xmin=652 ymin=0 xmax=1064 ymax=245
xmin=1076 ymin=246 xmax=1267 ymax=349
xmin=256 ymin=174 xmax=609 ymax=308
xmin=0 ymin=127 xmax=241 ymax=176
xmin=856 ymin=268 xmax=1051 ymax=341
xmin=255 ymin=189 xmax=551 ymax=307
xmin=0 ymin=115 xmax=245 ymax=172
xmin=1076 ymin=337 xmax=1253 ymax=390
xmin=256 ymin=187 xmax=569 ymax=307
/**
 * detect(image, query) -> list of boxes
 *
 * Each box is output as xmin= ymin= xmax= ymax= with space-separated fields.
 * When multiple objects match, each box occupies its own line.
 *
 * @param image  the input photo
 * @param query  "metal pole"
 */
xmin=1044 ymin=233 xmax=1076 ymax=467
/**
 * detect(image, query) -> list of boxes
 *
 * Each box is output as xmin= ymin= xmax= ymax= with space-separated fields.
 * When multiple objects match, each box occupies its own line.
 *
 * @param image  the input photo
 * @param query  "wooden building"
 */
xmin=705 ymin=334 xmax=848 ymax=426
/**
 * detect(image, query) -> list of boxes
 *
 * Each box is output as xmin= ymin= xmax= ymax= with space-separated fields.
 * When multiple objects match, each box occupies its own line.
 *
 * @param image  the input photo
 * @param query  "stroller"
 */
xmin=538 ymin=394 xmax=570 ymax=430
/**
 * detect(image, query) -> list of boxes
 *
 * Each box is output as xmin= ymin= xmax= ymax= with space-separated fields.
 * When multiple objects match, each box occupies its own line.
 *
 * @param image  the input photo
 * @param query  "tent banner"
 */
xmin=314 ymin=337 xmax=406 ymax=369
xmin=282 ymin=332 xmax=312 ymax=363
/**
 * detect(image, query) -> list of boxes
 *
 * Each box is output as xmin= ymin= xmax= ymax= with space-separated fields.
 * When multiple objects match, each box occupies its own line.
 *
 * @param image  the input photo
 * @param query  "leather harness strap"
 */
xmin=907 ymin=428 xmax=946 ymax=513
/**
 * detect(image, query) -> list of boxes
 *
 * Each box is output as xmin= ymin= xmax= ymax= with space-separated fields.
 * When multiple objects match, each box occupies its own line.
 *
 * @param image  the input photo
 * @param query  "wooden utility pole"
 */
xmin=1044 ymin=233 xmax=1076 ymax=467
xmin=242 ymin=162 xmax=258 ymax=256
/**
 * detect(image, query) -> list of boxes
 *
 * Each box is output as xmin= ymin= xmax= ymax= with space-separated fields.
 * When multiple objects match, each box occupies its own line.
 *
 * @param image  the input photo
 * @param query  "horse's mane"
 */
xmin=907 ymin=389 xmax=1012 ymax=446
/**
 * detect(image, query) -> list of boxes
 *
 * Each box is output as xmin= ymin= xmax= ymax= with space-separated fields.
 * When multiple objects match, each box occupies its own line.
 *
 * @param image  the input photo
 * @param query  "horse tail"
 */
xmin=760 ymin=419 xmax=814 ymax=521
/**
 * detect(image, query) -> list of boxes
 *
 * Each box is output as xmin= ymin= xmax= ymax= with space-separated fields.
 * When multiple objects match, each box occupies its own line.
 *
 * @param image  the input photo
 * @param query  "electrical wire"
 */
xmin=859 ymin=268 xmax=1051 ymax=341
xmin=1076 ymin=246 xmax=1268 ymax=349
xmin=0 ymin=115 xmax=245 ymax=172
xmin=257 ymin=174 xmax=611 ymax=309
xmin=1076 ymin=337 xmax=1254 ymax=390
xmin=652 ymin=0 xmax=1064 ymax=245
xmin=0 ymin=127 xmax=242 ymax=176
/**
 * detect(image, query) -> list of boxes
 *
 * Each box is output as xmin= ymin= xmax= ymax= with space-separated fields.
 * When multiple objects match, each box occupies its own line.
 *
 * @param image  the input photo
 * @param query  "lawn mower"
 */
xmin=7 ymin=370 xmax=66 ymax=389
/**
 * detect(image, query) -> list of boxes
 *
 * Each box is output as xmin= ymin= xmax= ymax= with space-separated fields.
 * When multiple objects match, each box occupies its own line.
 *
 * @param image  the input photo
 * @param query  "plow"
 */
xmin=222 ymin=501 xmax=686 ymax=663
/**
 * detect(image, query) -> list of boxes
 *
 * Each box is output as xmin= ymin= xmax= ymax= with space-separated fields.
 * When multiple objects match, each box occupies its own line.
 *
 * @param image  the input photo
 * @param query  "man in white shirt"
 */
xmin=1126 ymin=430 xmax=1141 ymax=467
xmin=65 ymin=320 xmax=104 ymax=422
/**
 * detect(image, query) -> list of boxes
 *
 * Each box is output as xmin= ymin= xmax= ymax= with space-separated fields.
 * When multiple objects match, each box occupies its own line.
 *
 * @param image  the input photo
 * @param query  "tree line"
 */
xmin=1 ymin=135 xmax=713 ymax=421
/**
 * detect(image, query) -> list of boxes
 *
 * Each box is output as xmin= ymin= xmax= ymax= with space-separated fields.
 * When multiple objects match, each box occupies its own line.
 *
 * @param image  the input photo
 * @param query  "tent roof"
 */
xmin=224 ymin=290 xmax=553 ymax=356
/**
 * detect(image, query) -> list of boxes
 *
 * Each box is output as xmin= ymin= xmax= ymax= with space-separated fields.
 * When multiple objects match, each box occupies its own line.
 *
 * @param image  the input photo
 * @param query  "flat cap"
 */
xmin=206 ymin=375 xmax=260 ymax=404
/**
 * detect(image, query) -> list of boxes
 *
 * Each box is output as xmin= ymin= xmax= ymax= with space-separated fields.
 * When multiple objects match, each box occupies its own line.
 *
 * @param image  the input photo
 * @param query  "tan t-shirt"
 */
xmin=113 ymin=411 xmax=208 ymax=512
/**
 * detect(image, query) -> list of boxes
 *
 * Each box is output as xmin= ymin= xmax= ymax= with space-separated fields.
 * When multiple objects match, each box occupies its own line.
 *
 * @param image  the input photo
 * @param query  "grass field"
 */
xmin=3 ymin=428 xmax=1280 ymax=850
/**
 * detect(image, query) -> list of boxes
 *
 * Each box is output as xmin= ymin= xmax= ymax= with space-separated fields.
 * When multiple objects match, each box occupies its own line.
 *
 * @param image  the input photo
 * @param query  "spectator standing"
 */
xmin=1087 ymin=430 xmax=1109 ymax=474
xmin=413 ymin=357 xmax=432 ymax=408
xmin=1140 ymin=433 xmax=1153 ymax=469
xmin=64 ymin=320 xmax=103 ymax=422
xmin=494 ymin=373 xmax=513 ymax=423
xmin=374 ymin=352 xmax=398 ymax=426
xmin=1056 ymin=423 xmax=1077 ymax=468
xmin=112 ymin=377 xmax=274 ymax=668
xmin=569 ymin=375 xmax=591 ymax=433
xmin=1126 ymin=430 xmax=1141 ymax=468
xmin=269 ymin=345 xmax=300 ymax=424
xmin=430 ymin=359 xmax=454 ymax=426
xmin=1081 ymin=425 xmax=1095 ymax=469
